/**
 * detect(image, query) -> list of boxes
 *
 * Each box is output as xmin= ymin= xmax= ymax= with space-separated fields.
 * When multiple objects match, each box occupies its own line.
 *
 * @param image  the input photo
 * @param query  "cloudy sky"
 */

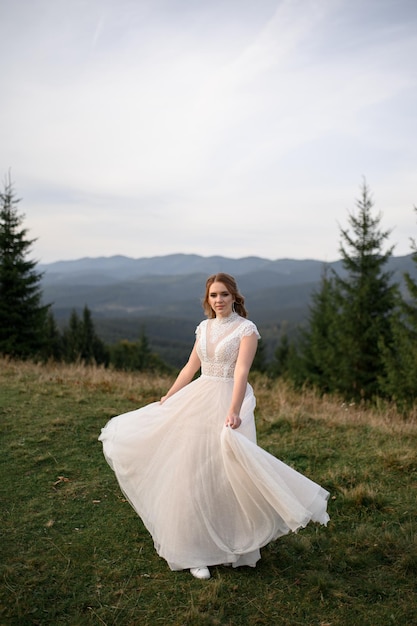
xmin=1 ymin=0 xmax=416 ymax=263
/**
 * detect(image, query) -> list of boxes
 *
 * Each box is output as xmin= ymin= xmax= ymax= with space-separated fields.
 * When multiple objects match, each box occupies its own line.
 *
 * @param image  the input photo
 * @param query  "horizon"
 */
xmin=37 ymin=249 xmax=413 ymax=268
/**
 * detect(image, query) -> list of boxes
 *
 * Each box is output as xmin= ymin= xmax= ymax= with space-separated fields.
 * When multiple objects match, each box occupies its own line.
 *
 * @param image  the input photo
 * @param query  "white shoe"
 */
xmin=190 ymin=567 xmax=211 ymax=580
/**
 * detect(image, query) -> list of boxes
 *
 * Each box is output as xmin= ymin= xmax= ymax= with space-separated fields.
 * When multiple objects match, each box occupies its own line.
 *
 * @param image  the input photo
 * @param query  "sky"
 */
xmin=0 ymin=0 xmax=416 ymax=264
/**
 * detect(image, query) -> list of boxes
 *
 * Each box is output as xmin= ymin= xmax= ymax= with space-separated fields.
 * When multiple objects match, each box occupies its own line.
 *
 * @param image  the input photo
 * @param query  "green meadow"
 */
xmin=1 ymin=358 xmax=416 ymax=626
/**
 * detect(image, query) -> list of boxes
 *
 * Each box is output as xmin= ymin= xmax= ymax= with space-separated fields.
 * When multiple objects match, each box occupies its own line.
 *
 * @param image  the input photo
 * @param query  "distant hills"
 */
xmin=38 ymin=253 xmax=417 ymax=366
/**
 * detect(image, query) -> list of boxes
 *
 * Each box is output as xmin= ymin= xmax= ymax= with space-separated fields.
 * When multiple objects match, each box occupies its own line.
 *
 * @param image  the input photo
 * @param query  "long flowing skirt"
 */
xmin=99 ymin=375 xmax=329 ymax=570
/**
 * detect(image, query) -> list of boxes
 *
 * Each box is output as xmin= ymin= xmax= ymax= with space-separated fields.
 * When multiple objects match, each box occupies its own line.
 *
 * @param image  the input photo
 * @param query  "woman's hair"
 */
xmin=202 ymin=273 xmax=248 ymax=318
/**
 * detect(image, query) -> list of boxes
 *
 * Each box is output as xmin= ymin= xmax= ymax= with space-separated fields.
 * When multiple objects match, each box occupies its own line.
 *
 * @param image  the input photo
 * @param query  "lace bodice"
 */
xmin=196 ymin=313 xmax=260 ymax=379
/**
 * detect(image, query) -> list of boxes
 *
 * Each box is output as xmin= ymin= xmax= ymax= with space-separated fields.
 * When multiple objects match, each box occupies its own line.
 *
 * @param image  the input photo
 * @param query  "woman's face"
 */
xmin=208 ymin=281 xmax=234 ymax=318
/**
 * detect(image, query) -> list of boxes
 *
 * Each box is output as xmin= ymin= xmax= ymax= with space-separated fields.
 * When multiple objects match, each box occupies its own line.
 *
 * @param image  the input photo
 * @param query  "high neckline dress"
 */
xmin=99 ymin=313 xmax=329 ymax=570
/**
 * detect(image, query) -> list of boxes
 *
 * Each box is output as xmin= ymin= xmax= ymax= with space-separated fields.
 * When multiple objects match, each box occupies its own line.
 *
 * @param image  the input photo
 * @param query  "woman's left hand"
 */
xmin=225 ymin=413 xmax=241 ymax=429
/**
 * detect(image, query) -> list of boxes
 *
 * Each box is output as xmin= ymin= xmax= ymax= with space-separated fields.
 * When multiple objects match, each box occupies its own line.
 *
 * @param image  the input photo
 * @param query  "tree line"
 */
xmin=266 ymin=181 xmax=417 ymax=412
xmin=1 ymin=175 xmax=416 ymax=411
xmin=0 ymin=176 xmax=171 ymax=374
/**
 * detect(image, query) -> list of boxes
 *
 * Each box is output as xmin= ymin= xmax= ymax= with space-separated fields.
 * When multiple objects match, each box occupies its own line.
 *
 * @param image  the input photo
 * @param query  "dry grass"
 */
xmin=251 ymin=371 xmax=417 ymax=432
xmin=0 ymin=356 xmax=170 ymax=396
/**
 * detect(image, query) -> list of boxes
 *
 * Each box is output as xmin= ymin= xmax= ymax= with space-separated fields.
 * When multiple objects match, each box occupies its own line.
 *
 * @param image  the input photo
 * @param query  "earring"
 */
xmin=232 ymin=302 xmax=236 ymax=312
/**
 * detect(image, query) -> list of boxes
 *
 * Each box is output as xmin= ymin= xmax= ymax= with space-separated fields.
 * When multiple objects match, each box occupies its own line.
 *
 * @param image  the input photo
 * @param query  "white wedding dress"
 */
xmin=99 ymin=312 xmax=329 ymax=570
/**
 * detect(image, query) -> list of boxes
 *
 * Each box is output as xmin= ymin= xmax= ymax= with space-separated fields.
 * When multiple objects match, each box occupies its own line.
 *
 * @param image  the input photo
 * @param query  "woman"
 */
xmin=99 ymin=273 xmax=329 ymax=580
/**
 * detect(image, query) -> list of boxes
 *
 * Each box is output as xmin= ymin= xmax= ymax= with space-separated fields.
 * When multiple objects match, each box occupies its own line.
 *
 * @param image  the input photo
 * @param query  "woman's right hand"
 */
xmin=225 ymin=412 xmax=241 ymax=429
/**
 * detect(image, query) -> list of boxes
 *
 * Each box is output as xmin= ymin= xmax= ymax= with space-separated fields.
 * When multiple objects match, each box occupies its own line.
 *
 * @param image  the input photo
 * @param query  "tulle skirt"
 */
xmin=98 ymin=375 xmax=329 ymax=570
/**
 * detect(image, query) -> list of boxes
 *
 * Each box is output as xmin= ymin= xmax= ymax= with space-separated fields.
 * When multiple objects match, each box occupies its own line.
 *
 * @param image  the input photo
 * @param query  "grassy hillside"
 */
xmin=1 ymin=359 xmax=417 ymax=625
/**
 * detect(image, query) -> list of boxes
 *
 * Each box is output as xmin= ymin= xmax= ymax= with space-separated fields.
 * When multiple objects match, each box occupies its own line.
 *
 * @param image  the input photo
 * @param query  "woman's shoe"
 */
xmin=190 ymin=567 xmax=211 ymax=579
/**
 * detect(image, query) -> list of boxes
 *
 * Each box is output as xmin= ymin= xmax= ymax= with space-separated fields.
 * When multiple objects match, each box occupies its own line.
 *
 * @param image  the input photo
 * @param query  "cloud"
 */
xmin=0 ymin=0 xmax=416 ymax=262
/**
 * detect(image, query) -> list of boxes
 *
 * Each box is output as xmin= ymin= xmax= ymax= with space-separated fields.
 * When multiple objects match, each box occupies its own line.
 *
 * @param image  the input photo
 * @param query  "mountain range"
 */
xmin=38 ymin=253 xmax=417 ymax=366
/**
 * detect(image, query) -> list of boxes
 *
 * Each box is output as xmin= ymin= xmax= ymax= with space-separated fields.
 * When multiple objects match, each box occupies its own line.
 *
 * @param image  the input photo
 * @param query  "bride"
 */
xmin=99 ymin=272 xmax=329 ymax=580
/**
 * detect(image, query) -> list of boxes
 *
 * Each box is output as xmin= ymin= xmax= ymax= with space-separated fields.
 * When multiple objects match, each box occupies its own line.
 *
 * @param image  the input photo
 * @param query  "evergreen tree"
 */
xmin=0 ymin=175 xmax=50 ymax=358
xmin=294 ymin=181 xmax=398 ymax=401
xmin=42 ymin=310 xmax=64 ymax=361
xmin=62 ymin=306 xmax=108 ymax=365
xmin=269 ymin=333 xmax=291 ymax=378
xmin=379 ymin=207 xmax=417 ymax=408
xmin=110 ymin=327 xmax=170 ymax=373
xmin=81 ymin=306 xmax=95 ymax=363
xmin=252 ymin=337 xmax=267 ymax=373
xmin=62 ymin=310 xmax=82 ymax=362
xmin=294 ymin=267 xmax=342 ymax=391
xmin=111 ymin=339 xmax=138 ymax=371
xmin=136 ymin=328 xmax=152 ymax=370
xmin=80 ymin=306 xmax=108 ymax=365
xmin=333 ymin=180 xmax=398 ymax=400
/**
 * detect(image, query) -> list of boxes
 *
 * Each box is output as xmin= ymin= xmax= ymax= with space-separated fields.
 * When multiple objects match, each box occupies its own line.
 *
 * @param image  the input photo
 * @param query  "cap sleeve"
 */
xmin=239 ymin=319 xmax=261 ymax=340
xmin=195 ymin=320 xmax=205 ymax=340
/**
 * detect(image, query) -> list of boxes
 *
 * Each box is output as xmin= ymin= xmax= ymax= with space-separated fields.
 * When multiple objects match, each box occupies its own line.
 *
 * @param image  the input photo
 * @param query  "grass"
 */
xmin=1 ymin=358 xmax=417 ymax=625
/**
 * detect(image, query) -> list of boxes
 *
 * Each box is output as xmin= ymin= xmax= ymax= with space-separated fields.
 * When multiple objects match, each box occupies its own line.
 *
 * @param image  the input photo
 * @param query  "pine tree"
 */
xmin=269 ymin=334 xmax=291 ymax=378
xmin=0 ymin=175 xmax=50 ymax=358
xmin=252 ymin=337 xmax=267 ymax=373
xmin=293 ymin=181 xmax=398 ymax=401
xmin=62 ymin=306 xmax=108 ymax=365
xmin=110 ymin=339 xmax=137 ymax=371
xmin=41 ymin=310 xmax=64 ymax=361
xmin=62 ymin=310 xmax=82 ymax=362
xmin=110 ymin=328 xmax=170 ymax=373
xmin=80 ymin=306 xmax=108 ymax=365
xmin=379 ymin=207 xmax=417 ymax=409
xmin=136 ymin=327 xmax=152 ymax=370
xmin=333 ymin=180 xmax=398 ymax=400
xmin=295 ymin=267 xmax=342 ymax=392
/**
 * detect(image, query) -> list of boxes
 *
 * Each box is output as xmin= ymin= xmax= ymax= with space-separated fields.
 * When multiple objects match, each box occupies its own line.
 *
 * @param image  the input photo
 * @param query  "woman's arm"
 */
xmin=225 ymin=333 xmax=258 ymax=429
xmin=160 ymin=341 xmax=201 ymax=403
